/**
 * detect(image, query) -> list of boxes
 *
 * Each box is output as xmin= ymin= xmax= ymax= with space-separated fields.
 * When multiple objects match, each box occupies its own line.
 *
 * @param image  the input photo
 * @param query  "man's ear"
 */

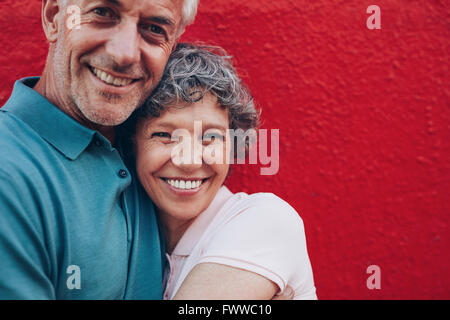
xmin=171 ymin=37 xmax=181 ymax=53
xmin=172 ymin=24 xmax=186 ymax=52
xmin=42 ymin=0 xmax=63 ymax=43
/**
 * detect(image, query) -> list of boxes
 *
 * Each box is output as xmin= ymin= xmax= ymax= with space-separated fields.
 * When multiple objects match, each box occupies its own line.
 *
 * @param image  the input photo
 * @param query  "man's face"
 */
xmin=53 ymin=0 xmax=183 ymax=128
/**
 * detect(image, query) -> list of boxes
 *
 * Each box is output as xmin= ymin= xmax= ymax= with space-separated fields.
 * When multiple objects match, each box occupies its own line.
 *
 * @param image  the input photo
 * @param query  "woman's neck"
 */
xmin=159 ymin=210 xmax=195 ymax=255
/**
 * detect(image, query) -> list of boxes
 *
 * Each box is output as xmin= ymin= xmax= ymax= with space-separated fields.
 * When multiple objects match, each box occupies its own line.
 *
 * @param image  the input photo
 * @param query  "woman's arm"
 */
xmin=173 ymin=262 xmax=278 ymax=300
xmin=172 ymin=193 xmax=314 ymax=300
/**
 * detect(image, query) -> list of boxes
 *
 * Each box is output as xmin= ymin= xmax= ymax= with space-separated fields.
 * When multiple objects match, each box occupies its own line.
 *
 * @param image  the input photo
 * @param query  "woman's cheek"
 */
xmin=225 ymin=138 xmax=232 ymax=165
xmin=203 ymin=143 xmax=230 ymax=183
xmin=202 ymin=137 xmax=232 ymax=166
xmin=136 ymin=142 xmax=171 ymax=177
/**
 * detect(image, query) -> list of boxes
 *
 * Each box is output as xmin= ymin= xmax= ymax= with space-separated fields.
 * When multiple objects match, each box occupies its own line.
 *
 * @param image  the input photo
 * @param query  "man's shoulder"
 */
xmin=0 ymin=110 xmax=45 ymax=164
xmin=0 ymin=107 xmax=37 ymax=142
xmin=0 ymin=110 xmax=59 ymax=191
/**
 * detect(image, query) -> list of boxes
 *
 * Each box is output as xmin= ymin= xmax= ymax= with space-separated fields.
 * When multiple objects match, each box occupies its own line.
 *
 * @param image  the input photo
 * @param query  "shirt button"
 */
xmin=118 ymin=169 xmax=128 ymax=178
xmin=94 ymin=139 xmax=102 ymax=147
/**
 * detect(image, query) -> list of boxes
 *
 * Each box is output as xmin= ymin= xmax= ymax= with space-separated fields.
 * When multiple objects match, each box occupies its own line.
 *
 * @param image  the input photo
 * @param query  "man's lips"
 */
xmin=88 ymin=65 xmax=142 ymax=87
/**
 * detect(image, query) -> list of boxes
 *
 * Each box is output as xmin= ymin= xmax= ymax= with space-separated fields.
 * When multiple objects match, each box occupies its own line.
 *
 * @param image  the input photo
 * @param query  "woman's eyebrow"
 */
xmin=146 ymin=122 xmax=178 ymax=131
xmin=202 ymin=122 xmax=229 ymax=133
xmin=202 ymin=123 xmax=228 ymax=132
xmin=145 ymin=120 xmax=228 ymax=131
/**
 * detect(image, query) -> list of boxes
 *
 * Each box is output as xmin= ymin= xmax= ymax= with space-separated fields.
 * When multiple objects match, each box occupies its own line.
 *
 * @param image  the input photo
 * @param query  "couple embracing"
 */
xmin=0 ymin=0 xmax=316 ymax=300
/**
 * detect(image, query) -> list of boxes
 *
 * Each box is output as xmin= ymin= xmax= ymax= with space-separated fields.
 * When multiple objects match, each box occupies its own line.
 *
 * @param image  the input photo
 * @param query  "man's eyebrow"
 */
xmin=82 ymin=0 xmax=122 ymax=8
xmin=142 ymin=16 xmax=176 ymax=29
xmin=86 ymin=0 xmax=176 ymax=29
xmin=104 ymin=0 xmax=122 ymax=7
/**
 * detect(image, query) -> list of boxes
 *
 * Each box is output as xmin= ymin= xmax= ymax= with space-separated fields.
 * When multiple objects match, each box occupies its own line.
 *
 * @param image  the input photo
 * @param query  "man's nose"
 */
xmin=105 ymin=23 xmax=140 ymax=67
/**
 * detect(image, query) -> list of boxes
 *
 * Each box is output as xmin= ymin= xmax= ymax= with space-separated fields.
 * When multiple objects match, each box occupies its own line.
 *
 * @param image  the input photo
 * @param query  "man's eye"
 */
xmin=142 ymin=24 xmax=165 ymax=35
xmin=151 ymin=25 xmax=164 ymax=34
xmin=93 ymin=7 xmax=115 ymax=19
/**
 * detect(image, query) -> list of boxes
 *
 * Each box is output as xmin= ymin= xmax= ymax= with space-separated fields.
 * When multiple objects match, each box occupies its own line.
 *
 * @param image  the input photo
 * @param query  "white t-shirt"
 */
xmin=163 ymin=186 xmax=317 ymax=300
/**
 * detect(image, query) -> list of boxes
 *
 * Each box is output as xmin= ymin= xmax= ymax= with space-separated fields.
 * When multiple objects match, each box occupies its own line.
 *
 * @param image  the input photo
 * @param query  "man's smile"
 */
xmin=87 ymin=65 xmax=142 ymax=90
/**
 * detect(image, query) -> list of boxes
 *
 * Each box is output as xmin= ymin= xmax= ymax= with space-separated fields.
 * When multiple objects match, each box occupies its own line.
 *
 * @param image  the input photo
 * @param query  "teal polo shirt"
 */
xmin=0 ymin=77 xmax=164 ymax=299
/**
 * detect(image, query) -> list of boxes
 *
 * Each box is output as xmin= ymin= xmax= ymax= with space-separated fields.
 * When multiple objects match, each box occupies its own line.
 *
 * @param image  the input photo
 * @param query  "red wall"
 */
xmin=1 ymin=0 xmax=449 ymax=299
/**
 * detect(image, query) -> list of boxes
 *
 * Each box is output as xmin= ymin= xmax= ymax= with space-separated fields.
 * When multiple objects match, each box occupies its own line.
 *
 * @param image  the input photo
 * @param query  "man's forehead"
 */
xmin=77 ymin=0 xmax=183 ymax=18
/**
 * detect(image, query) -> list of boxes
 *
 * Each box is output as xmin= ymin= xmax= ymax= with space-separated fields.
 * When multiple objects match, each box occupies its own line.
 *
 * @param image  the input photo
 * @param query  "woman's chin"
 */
xmin=162 ymin=207 xmax=202 ymax=225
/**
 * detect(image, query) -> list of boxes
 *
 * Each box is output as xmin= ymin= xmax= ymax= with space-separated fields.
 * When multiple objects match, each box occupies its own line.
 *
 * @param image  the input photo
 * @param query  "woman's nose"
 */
xmin=171 ymin=134 xmax=203 ymax=170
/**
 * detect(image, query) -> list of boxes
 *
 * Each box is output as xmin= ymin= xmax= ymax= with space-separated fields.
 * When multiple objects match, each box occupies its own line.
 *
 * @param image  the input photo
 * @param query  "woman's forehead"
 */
xmin=140 ymin=93 xmax=229 ymax=129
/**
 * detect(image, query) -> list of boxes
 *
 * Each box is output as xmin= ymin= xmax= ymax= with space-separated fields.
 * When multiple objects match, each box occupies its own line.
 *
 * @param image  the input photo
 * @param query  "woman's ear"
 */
xmin=42 ymin=0 xmax=63 ymax=43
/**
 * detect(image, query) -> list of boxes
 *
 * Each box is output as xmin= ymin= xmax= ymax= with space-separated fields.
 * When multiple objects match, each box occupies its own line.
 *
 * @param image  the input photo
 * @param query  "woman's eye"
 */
xmin=203 ymin=133 xmax=224 ymax=142
xmin=151 ymin=132 xmax=171 ymax=139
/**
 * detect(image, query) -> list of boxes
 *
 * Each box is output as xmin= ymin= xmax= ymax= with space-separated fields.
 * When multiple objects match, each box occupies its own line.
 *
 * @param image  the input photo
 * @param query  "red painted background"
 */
xmin=0 ymin=1 xmax=449 ymax=299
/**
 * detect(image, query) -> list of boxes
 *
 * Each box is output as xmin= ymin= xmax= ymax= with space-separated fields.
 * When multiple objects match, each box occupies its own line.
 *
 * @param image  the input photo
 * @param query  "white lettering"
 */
xmin=66 ymin=265 xmax=81 ymax=290
xmin=366 ymin=265 xmax=381 ymax=289
xmin=366 ymin=5 xmax=381 ymax=30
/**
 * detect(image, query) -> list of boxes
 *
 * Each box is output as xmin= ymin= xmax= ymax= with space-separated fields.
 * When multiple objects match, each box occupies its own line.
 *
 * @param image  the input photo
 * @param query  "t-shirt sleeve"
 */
xmin=0 ymin=170 xmax=55 ymax=299
xmin=197 ymin=194 xmax=316 ymax=298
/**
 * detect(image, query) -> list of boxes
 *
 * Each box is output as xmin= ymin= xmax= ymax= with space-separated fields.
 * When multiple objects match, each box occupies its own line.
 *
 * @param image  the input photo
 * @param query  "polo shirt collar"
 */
xmin=171 ymin=186 xmax=235 ymax=257
xmin=2 ymin=77 xmax=97 ymax=160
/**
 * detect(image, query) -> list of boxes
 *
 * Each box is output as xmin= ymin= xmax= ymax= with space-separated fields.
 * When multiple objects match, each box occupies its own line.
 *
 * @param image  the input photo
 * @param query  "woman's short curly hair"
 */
xmin=119 ymin=43 xmax=260 ymax=164
xmin=135 ymin=42 xmax=260 ymax=132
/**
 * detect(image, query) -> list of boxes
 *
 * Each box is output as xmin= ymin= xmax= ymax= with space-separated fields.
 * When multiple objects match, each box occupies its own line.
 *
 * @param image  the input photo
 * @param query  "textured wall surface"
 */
xmin=0 ymin=0 xmax=449 ymax=299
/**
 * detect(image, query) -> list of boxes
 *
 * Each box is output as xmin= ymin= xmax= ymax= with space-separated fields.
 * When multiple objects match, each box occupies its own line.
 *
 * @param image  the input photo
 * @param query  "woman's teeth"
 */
xmin=165 ymin=179 xmax=203 ymax=190
xmin=91 ymin=67 xmax=134 ymax=87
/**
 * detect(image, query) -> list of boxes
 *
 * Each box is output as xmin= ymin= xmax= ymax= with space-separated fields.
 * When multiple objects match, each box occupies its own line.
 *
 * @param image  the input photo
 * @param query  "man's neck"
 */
xmin=33 ymin=71 xmax=116 ymax=145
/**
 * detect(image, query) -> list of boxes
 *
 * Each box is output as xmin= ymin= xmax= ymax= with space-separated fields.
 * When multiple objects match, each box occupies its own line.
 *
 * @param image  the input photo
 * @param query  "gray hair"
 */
xmin=119 ymin=42 xmax=260 ymax=163
xmin=182 ymin=0 xmax=199 ymax=28
xmin=139 ymin=42 xmax=260 ymax=133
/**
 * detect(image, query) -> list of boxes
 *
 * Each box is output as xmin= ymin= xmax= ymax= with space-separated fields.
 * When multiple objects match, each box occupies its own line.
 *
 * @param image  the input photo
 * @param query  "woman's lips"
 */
xmin=160 ymin=177 xmax=209 ymax=195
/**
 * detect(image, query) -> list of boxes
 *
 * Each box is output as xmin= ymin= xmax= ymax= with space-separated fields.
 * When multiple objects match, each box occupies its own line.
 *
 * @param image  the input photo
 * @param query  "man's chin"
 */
xmin=72 ymin=83 xmax=145 ymax=128
xmin=88 ymin=111 xmax=134 ymax=127
xmin=77 ymin=102 xmax=137 ymax=128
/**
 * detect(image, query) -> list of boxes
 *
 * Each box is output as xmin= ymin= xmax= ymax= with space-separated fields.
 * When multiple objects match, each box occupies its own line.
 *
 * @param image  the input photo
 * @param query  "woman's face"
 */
xmin=135 ymin=93 xmax=231 ymax=227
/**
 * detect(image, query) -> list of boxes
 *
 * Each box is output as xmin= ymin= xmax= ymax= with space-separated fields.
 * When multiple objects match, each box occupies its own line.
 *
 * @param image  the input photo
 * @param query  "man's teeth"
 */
xmin=166 ymin=179 xmax=203 ymax=190
xmin=91 ymin=67 xmax=134 ymax=87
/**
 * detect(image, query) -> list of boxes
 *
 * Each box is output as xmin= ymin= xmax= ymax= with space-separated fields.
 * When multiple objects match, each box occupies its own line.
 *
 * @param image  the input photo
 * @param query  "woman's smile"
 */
xmin=159 ymin=176 xmax=211 ymax=195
